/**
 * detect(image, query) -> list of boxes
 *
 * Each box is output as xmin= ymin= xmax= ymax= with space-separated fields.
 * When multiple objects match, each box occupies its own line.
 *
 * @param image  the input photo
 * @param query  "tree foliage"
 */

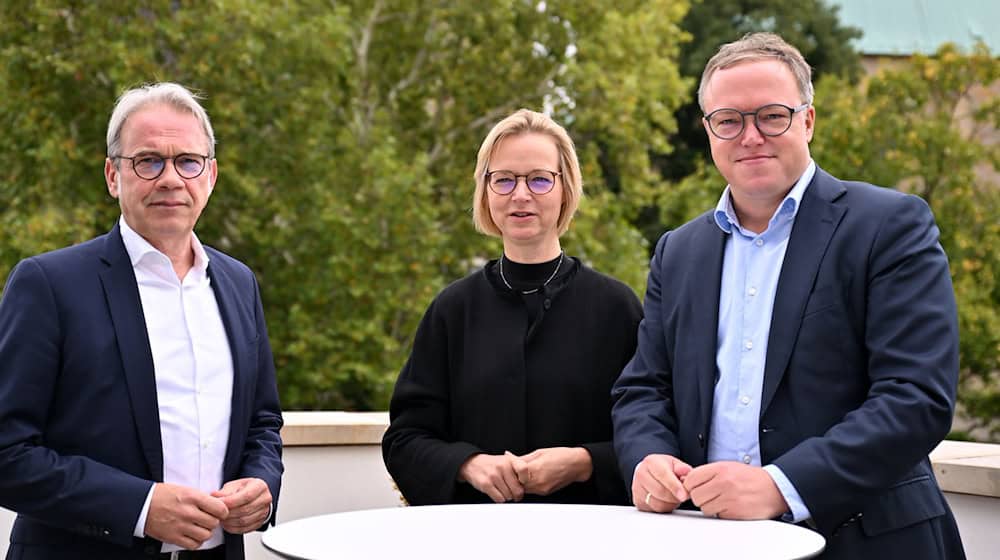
xmin=0 ymin=0 xmax=691 ymax=410
xmin=812 ymin=44 xmax=1000 ymax=438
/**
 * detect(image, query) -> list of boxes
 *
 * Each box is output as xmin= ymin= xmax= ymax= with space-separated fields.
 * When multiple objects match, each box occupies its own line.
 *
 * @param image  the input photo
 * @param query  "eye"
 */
xmin=136 ymin=155 xmax=162 ymax=166
xmin=528 ymin=174 xmax=553 ymax=187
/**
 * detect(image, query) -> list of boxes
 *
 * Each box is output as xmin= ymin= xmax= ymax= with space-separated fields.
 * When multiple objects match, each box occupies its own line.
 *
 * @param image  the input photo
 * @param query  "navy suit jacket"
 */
xmin=612 ymin=168 xmax=964 ymax=559
xmin=0 ymin=224 xmax=283 ymax=560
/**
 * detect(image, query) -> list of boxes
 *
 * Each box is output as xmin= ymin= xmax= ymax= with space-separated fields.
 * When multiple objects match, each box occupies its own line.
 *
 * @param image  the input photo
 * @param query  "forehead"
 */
xmin=491 ymin=132 xmax=559 ymax=166
xmin=119 ymin=103 xmax=208 ymax=153
xmin=702 ymin=59 xmax=800 ymax=112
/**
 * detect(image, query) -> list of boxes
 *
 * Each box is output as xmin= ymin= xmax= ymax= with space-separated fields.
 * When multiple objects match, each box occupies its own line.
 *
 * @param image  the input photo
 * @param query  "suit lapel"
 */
xmin=98 ymin=224 xmax=164 ymax=481
xmin=206 ymin=256 xmax=249 ymax=476
xmin=760 ymin=170 xmax=847 ymax=414
xmin=690 ymin=213 xmax=727 ymax=433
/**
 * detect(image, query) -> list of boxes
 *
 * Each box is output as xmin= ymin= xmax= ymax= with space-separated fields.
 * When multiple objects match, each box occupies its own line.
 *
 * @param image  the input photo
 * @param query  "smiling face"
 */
xmin=701 ymin=59 xmax=815 ymax=221
xmin=104 ymin=103 xmax=217 ymax=252
xmin=486 ymin=132 xmax=564 ymax=261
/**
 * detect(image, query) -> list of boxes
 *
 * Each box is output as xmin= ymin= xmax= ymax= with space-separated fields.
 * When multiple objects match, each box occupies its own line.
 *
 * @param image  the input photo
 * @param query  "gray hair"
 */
xmin=698 ymin=32 xmax=814 ymax=112
xmin=106 ymin=82 xmax=216 ymax=159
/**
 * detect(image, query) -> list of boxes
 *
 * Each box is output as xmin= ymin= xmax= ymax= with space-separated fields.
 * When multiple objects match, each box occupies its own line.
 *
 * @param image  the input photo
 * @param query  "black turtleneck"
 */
xmin=500 ymin=253 xmax=568 ymax=323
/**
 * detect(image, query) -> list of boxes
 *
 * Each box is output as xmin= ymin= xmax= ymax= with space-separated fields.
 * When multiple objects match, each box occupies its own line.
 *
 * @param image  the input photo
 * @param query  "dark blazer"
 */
xmin=383 ymin=259 xmax=642 ymax=506
xmin=0 ymin=223 xmax=283 ymax=560
xmin=612 ymin=168 xmax=965 ymax=559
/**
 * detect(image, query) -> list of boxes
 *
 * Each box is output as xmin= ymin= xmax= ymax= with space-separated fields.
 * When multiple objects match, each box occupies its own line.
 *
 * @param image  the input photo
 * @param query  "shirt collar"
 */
xmin=714 ymin=159 xmax=816 ymax=234
xmin=118 ymin=216 xmax=210 ymax=274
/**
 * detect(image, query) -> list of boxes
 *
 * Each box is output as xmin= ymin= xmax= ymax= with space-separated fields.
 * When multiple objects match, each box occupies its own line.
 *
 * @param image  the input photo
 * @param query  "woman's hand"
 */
xmin=507 ymin=447 xmax=593 ymax=496
xmin=457 ymin=453 xmax=525 ymax=503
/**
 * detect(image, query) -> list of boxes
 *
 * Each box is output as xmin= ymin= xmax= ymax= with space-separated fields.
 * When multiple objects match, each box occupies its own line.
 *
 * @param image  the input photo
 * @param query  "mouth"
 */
xmin=736 ymin=154 xmax=774 ymax=163
xmin=510 ymin=211 xmax=535 ymax=218
xmin=149 ymin=200 xmax=189 ymax=208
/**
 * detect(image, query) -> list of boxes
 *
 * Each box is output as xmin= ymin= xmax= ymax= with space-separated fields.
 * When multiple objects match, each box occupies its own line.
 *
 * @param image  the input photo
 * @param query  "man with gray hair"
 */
xmin=612 ymin=33 xmax=965 ymax=558
xmin=0 ymin=82 xmax=283 ymax=559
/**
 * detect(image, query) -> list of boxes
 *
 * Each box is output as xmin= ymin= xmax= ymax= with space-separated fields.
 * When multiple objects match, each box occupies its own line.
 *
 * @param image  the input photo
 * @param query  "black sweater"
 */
xmin=382 ymin=257 xmax=642 ymax=505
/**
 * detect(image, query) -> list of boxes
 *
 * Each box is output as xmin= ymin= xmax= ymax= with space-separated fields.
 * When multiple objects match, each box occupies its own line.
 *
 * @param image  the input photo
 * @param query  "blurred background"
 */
xmin=1 ymin=0 xmax=996 ymax=441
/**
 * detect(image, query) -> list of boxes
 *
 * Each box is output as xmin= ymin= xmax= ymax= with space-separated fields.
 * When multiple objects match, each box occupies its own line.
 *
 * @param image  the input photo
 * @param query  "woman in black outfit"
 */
xmin=382 ymin=109 xmax=642 ymax=505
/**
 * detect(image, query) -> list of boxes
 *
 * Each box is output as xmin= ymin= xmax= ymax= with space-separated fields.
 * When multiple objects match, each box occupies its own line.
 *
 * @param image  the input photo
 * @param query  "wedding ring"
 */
xmin=644 ymin=492 xmax=652 ymax=506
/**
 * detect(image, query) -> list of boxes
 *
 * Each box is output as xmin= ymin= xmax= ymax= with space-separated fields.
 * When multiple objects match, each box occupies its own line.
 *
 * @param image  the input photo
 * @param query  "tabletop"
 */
xmin=262 ymin=503 xmax=825 ymax=560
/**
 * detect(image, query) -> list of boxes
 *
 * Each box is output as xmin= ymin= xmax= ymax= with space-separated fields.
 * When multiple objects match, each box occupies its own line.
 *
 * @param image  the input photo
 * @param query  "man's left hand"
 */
xmin=211 ymin=478 xmax=273 ymax=534
xmin=682 ymin=462 xmax=788 ymax=520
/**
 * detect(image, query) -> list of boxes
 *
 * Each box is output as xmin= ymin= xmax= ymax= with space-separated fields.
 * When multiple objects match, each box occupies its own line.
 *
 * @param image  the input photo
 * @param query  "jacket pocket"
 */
xmin=859 ymin=475 xmax=946 ymax=536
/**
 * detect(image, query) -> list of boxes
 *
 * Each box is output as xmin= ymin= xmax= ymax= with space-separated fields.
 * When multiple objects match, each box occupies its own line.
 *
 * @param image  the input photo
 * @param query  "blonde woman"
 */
xmin=382 ymin=109 xmax=642 ymax=505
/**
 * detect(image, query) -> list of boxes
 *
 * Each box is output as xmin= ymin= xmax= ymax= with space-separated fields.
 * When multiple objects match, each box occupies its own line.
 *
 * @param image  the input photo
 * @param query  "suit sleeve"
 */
xmin=237 ymin=273 xmax=284 ymax=528
xmin=610 ymin=233 xmax=682 ymax=492
xmin=772 ymin=194 xmax=959 ymax=530
xmin=382 ymin=300 xmax=481 ymax=505
xmin=0 ymin=259 xmax=152 ymax=547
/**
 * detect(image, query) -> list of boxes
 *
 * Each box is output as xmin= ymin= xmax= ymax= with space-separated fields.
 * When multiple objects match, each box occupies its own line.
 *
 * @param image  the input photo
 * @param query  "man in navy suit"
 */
xmin=0 ymin=83 xmax=283 ymax=559
xmin=611 ymin=33 xmax=965 ymax=558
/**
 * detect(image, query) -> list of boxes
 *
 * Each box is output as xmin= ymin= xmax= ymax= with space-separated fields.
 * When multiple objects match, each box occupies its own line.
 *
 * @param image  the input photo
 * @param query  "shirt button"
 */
xmin=744 ymin=340 xmax=753 ymax=350
xmin=743 ymin=455 xmax=752 ymax=464
xmin=754 ymin=239 xmax=764 ymax=247
xmin=748 ymin=287 xmax=758 ymax=296
xmin=740 ymin=395 xmax=750 ymax=405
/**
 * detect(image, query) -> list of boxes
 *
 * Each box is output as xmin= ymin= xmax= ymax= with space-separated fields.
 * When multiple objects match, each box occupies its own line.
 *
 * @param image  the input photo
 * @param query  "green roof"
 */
xmin=825 ymin=0 xmax=999 ymax=55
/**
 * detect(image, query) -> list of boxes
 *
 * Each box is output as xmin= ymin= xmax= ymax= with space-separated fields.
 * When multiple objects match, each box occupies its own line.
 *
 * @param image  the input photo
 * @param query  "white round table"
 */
xmin=262 ymin=503 xmax=825 ymax=560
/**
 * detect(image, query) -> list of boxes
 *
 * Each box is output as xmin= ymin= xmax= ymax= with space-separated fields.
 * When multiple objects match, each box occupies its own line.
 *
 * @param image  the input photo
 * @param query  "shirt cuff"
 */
xmin=133 ymin=483 xmax=156 ymax=538
xmin=762 ymin=464 xmax=812 ymax=523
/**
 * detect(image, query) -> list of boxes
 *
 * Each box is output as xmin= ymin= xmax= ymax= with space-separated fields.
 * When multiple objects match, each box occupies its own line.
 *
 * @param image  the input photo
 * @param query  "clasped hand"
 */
xmin=144 ymin=478 xmax=272 ymax=550
xmin=457 ymin=447 xmax=592 ymax=503
xmin=632 ymin=455 xmax=787 ymax=520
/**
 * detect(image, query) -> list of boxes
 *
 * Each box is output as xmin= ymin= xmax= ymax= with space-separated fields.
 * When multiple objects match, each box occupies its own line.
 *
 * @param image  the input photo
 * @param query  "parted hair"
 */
xmin=107 ymin=82 xmax=216 ymax=160
xmin=698 ymin=32 xmax=814 ymax=112
xmin=472 ymin=109 xmax=582 ymax=237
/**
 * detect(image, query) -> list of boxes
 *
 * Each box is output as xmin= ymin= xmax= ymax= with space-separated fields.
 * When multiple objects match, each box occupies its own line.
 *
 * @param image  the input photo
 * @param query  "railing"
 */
xmin=2 ymin=411 xmax=997 ymax=559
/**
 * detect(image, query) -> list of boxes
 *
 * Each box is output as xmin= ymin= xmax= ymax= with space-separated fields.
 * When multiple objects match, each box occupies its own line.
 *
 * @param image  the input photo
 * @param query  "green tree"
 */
xmin=812 ymin=44 xmax=1000 ymax=439
xmin=0 ymin=0 xmax=692 ymax=410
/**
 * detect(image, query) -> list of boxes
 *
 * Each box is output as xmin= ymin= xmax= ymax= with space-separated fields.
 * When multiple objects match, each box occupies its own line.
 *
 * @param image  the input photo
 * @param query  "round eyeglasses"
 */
xmin=113 ymin=153 xmax=210 ymax=180
xmin=704 ymin=103 xmax=810 ymax=140
xmin=486 ymin=169 xmax=561 ymax=195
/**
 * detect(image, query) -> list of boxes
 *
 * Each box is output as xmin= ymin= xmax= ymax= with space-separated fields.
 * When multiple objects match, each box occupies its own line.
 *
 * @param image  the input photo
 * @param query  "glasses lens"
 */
xmin=489 ymin=172 xmax=516 ymax=194
xmin=756 ymin=105 xmax=793 ymax=136
xmin=133 ymin=155 xmax=165 ymax=179
xmin=708 ymin=109 xmax=744 ymax=139
xmin=175 ymin=154 xmax=206 ymax=178
xmin=527 ymin=171 xmax=555 ymax=194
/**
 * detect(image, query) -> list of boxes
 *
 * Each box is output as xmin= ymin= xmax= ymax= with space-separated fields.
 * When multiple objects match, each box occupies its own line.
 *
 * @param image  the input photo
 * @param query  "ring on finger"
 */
xmin=644 ymin=492 xmax=652 ymax=506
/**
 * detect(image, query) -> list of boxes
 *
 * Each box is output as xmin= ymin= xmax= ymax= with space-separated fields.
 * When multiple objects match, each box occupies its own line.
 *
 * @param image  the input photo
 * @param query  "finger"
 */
xmin=643 ymin=459 xmax=686 ymax=503
xmin=189 ymin=493 xmax=230 ymax=521
xmin=507 ymin=453 xmax=530 ymax=485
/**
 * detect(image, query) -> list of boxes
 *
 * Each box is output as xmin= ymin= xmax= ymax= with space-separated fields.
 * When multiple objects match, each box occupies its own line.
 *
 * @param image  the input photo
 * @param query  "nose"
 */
xmin=154 ymin=159 xmax=185 ymax=188
xmin=740 ymin=118 xmax=766 ymax=146
xmin=510 ymin=176 xmax=533 ymax=200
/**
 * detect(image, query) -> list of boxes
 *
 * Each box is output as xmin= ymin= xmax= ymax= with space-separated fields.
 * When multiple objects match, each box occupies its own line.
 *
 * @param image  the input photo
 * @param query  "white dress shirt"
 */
xmin=120 ymin=217 xmax=233 ymax=551
xmin=710 ymin=161 xmax=816 ymax=522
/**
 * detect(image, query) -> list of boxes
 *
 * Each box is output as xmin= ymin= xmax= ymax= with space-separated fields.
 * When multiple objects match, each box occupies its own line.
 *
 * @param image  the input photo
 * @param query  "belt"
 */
xmin=157 ymin=548 xmax=225 ymax=560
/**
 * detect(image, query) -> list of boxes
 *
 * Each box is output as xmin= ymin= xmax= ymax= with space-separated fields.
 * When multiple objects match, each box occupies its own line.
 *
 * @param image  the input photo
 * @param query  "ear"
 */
xmin=804 ymin=105 xmax=816 ymax=143
xmin=105 ymin=158 xmax=120 ymax=198
xmin=207 ymin=158 xmax=218 ymax=193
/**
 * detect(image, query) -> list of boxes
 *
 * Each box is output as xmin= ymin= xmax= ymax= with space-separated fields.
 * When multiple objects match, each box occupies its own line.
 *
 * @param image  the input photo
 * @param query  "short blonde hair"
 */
xmin=472 ymin=109 xmax=582 ymax=237
xmin=697 ymin=32 xmax=814 ymax=112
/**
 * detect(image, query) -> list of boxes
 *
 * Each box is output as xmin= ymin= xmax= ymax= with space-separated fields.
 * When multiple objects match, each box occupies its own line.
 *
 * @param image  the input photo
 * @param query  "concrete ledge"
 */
xmin=281 ymin=411 xmax=1000 ymax=499
xmin=281 ymin=411 xmax=389 ymax=446
xmin=930 ymin=440 xmax=1000 ymax=498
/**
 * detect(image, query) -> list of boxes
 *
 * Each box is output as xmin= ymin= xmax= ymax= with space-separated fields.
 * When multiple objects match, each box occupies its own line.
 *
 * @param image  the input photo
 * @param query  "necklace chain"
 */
xmin=499 ymin=251 xmax=564 ymax=294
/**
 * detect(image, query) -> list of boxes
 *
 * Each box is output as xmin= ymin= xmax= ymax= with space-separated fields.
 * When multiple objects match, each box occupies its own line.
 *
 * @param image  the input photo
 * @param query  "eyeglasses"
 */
xmin=486 ymin=169 xmax=561 ymax=195
xmin=113 ymin=153 xmax=210 ymax=180
xmin=703 ymin=103 xmax=810 ymax=140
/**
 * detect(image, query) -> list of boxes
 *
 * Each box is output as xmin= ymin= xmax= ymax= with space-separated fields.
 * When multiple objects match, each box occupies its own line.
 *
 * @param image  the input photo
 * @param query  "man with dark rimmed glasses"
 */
xmin=612 ymin=32 xmax=964 ymax=560
xmin=0 ymin=82 xmax=283 ymax=560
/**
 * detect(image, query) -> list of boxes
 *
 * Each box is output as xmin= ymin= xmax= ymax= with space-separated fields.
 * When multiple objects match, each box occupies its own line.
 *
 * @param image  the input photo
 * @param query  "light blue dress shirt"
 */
xmin=708 ymin=160 xmax=816 ymax=523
